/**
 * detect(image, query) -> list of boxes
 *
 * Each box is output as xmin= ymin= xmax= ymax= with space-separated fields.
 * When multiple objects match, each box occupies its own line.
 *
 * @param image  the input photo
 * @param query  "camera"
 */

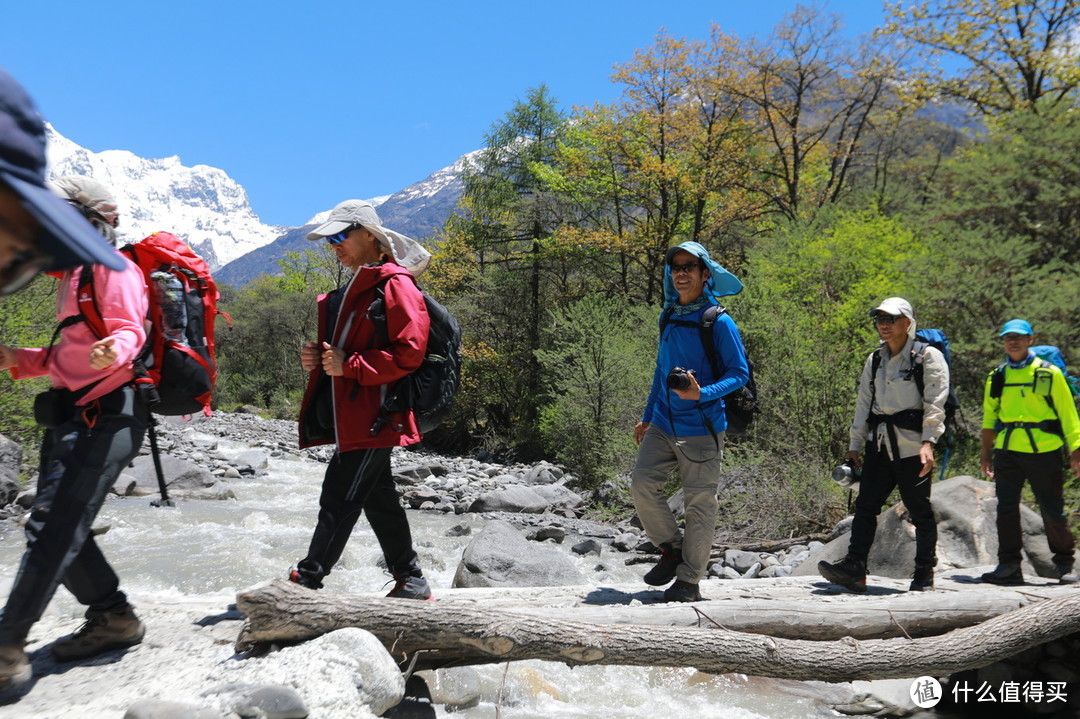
xmin=666 ymin=366 xmax=694 ymax=391
xmin=831 ymin=460 xmax=860 ymax=488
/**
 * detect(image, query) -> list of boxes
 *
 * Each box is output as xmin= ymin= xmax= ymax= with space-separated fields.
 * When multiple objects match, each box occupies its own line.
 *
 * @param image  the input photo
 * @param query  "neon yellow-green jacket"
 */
xmin=982 ymin=358 xmax=1080 ymax=454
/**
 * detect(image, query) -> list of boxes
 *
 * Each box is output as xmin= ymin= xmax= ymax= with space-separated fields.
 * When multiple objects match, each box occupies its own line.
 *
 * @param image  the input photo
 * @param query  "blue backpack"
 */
xmin=1032 ymin=345 xmax=1080 ymax=397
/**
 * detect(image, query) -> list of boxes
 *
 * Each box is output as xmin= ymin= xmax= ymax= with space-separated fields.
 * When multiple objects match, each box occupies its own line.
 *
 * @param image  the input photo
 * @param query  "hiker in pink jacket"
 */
xmin=0 ymin=177 xmax=150 ymax=690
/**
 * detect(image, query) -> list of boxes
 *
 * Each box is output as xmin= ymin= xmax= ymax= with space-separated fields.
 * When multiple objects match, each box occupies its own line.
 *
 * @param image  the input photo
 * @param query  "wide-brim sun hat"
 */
xmin=0 ymin=69 xmax=124 ymax=271
xmin=662 ymin=241 xmax=743 ymax=305
xmin=307 ymin=199 xmax=431 ymax=277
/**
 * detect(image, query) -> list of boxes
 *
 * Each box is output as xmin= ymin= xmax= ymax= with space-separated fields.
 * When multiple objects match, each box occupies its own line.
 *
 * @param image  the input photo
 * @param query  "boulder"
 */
xmin=467 ymin=486 xmax=548 ymax=514
xmin=524 ymin=461 xmax=563 ymax=485
xmin=794 ymin=475 xmax=1073 ymax=579
xmin=126 ymin=454 xmax=217 ymax=494
xmin=416 ymin=667 xmax=482 ymax=711
xmin=530 ymin=484 xmax=584 ymax=511
xmin=452 ymin=520 xmax=586 ymax=588
xmin=233 ymin=449 xmax=269 ymax=470
xmin=0 ymin=433 xmax=22 ymax=483
xmin=124 ymin=699 xmax=226 ymax=719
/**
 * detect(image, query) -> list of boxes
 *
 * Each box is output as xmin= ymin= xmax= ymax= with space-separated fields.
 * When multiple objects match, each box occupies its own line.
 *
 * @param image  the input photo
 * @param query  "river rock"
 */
xmin=452 ymin=520 xmax=586 ymax=588
xmin=124 ymin=699 xmax=227 ymax=719
xmin=572 ymin=539 xmax=603 ymax=556
xmin=0 ymin=433 xmax=21 ymax=499
xmin=468 ymin=486 xmax=549 ymax=514
xmin=531 ymin=484 xmax=584 ymax=511
xmin=524 ymin=461 xmax=563 ymax=485
xmin=416 ymin=667 xmax=482 ymax=711
xmin=233 ymin=449 xmax=269 ymax=470
xmin=229 ymin=685 xmax=308 ymax=719
xmin=794 ymin=476 xmax=1073 ymax=579
xmin=127 ymin=454 xmax=217 ymax=493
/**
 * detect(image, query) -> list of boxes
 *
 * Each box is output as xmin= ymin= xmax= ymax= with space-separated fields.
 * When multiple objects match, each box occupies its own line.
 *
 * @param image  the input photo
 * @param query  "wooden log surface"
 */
xmin=235 ymin=574 xmax=1080 ymax=681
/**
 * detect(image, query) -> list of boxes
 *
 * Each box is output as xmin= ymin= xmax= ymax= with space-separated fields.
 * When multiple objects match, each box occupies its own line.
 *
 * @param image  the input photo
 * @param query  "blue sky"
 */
xmin=4 ymin=1 xmax=886 ymax=228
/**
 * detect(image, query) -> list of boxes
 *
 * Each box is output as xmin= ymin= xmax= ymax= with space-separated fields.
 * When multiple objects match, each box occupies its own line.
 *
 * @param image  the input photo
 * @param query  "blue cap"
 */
xmin=998 ymin=319 xmax=1033 ymax=336
xmin=0 ymin=70 xmax=124 ymax=273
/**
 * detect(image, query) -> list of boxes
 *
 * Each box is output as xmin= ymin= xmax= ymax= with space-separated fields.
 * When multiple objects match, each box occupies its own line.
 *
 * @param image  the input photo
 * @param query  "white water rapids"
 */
xmin=0 ymin=439 xmax=847 ymax=718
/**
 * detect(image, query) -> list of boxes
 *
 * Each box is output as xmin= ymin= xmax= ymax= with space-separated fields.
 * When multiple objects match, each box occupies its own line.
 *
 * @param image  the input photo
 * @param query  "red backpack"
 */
xmin=77 ymin=231 xmax=229 ymax=416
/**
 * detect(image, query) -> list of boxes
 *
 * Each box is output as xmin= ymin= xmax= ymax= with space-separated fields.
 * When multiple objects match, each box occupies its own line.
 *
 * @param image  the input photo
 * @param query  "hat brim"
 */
xmin=306 ymin=219 xmax=354 ymax=241
xmin=2 ymin=170 xmax=124 ymax=271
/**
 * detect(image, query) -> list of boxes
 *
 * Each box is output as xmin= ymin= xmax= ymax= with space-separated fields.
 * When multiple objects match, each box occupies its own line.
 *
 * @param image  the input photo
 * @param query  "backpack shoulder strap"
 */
xmin=74 ymin=265 xmax=108 ymax=340
xmin=698 ymin=305 xmax=725 ymax=378
xmin=909 ymin=339 xmax=930 ymax=395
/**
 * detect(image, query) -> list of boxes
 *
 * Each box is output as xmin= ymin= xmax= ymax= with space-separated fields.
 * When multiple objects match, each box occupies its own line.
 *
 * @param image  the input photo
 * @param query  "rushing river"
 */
xmin=0 ymin=439 xmax=846 ymax=718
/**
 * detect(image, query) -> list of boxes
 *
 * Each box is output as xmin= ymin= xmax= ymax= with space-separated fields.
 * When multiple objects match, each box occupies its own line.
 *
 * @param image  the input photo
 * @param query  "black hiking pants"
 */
xmin=847 ymin=445 xmax=937 ymax=569
xmin=301 ymin=446 xmax=421 ymax=583
xmin=993 ymin=448 xmax=1075 ymax=567
xmin=0 ymin=385 xmax=147 ymax=645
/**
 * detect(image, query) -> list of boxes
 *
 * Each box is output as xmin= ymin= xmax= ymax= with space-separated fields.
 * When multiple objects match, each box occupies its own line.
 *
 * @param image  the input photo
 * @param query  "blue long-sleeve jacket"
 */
xmin=641 ymin=301 xmax=750 ymax=436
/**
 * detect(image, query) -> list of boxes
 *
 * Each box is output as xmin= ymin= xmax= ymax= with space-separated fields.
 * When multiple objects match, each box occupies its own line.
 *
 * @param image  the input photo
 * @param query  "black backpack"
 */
xmin=369 ymin=275 xmax=462 ymax=435
xmin=660 ymin=304 xmax=757 ymax=435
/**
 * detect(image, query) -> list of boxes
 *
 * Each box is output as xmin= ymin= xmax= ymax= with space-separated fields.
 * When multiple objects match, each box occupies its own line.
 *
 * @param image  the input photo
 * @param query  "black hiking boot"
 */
xmin=287 ymin=558 xmax=324 ymax=590
xmin=644 ymin=542 xmax=683 ymax=587
xmin=909 ymin=565 xmax=935 ymax=591
xmin=980 ymin=563 xmax=1023 ymax=585
xmin=663 ymin=580 xmax=703 ymax=603
xmin=1056 ymin=564 xmax=1079 ymax=585
xmin=818 ymin=556 xmax=867 ymax=593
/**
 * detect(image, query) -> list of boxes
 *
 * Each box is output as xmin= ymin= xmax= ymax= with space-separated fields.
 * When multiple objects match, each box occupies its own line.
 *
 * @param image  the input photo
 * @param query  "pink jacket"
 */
xmin=12 ymin=259 xmax=147 ymax=405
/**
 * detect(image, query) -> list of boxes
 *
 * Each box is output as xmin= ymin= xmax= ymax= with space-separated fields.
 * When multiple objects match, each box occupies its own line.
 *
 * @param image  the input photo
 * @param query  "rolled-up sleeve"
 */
xmin=920 ymin=347 xmax=949 ymax=444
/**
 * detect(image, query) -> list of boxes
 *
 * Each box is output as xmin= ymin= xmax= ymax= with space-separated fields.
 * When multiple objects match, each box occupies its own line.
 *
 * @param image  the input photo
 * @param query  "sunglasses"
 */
xmin=872 ymin=314 xmax=900 ymax=325
xmin=669 ymin=262 xmax=701 ymax=274
xmin=0 ymin=248 xmax=49 ymax=297
xmin=324 ymin=225 xmax=360 ymax=246
xmin=1001 ymin=333 xmax=1028 ymax=341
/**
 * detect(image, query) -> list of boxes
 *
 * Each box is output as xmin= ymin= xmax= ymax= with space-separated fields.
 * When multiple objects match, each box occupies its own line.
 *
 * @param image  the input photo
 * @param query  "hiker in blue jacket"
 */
xmin=631 ymin=241 xmax=749 ymax=602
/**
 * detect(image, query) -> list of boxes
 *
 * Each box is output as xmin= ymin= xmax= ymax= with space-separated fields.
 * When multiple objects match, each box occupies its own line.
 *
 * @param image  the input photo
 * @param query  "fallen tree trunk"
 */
xmin=235 ymin=579 xmax=1080 ymax=681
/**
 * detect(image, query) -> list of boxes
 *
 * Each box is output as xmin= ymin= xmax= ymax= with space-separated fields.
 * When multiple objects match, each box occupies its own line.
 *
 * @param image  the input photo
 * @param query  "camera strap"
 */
xmin=664 ymin=386 xmax=721 ymax=464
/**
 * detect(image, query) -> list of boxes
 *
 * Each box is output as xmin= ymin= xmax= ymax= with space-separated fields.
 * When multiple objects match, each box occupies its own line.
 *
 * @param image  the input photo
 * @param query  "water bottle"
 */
xmin=151 ymin=271 xmax=189 ymax=345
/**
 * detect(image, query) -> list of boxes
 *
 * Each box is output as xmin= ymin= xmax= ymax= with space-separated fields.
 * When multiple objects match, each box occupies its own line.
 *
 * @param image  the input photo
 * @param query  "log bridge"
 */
xmin=236 ymin=572 xmax=1080 ymax=682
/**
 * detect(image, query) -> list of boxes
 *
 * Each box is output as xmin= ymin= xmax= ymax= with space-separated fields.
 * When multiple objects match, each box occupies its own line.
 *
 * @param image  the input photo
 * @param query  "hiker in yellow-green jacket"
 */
xmin=980 ymin=319 xmax=1080 ymax=586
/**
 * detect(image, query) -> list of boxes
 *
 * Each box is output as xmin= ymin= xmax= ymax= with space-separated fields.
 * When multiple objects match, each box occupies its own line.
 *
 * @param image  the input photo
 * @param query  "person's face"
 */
xmin=0 ymin=183 xmax=46 ymax=296
xmin=1001 ymin=332 xmax=1033 ymax=362
xmin=872 ymin=312 xmax=910 ymax=343
xmin=327 ymin=226 xmax=383 ymax=271
xmin=669 ymin=250 xmax=710 ymax=303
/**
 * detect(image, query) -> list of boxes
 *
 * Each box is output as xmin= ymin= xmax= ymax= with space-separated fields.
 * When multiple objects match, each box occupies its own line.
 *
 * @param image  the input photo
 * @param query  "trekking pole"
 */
xmin=146 ymin=416 xmax=175 ymax=508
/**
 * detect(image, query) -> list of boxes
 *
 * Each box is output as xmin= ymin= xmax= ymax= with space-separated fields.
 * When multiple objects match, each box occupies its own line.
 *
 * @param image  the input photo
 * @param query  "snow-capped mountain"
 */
xmin=213 ymin=150 xmax=480 ymax=287
xmin=45 ymin=126 xmax=283 ymax=270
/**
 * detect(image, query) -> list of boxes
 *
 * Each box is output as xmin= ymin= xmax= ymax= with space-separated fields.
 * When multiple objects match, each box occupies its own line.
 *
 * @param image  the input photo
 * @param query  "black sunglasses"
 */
xmin=325 ymin=225 xmax=361 ymax=246
xmin=872 ymin=314 xmax=900 ymax=325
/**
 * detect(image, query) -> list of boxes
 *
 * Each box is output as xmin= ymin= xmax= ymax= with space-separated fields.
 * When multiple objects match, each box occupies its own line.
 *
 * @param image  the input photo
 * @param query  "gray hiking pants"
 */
xmin=630 ymin=425 xmax=724 ymax=584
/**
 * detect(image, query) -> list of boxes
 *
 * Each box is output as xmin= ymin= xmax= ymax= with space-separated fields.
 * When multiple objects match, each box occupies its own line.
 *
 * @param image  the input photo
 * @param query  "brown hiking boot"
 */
xmin=663 ymin=580 xmax=703 ymax=603
xmin=0 ymin=644 xmax=31 ymax=689
xmin=51 ymin=607 xmax=145 ymax=662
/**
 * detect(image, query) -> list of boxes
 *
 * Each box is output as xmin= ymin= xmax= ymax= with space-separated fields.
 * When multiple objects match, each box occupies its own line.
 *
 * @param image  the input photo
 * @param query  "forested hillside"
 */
xmin=4 ymin=0 xmax=1078 ymax=541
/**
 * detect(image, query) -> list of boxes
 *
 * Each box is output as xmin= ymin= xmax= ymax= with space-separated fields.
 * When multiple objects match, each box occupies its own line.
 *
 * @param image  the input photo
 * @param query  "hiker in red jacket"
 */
xmin=292 ymin=200 xmax=434 ymax=599
xmin=0 ymin=177 xmax=148 ymax=689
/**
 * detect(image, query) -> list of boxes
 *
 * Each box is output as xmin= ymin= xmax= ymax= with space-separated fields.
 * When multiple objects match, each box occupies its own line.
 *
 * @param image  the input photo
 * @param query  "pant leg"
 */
xmin=303 ymin=448 xmax=388 ymax=576
xmin=1019 ymin=451 xmax=1075 ymax=566
xmin=362 ymin=460 xmax=421 ymax=576
xmin=673 ymin=433 xmax=725 ymax=584
xmin=992 ymin=449 xmax=1027 ymax=565
xmin=847 ymin=445 xmax=899 ymax=564
xmin=630 ymin=426 xmax=682 ymax=550
xmin=0 ymin=386 xmax=146 ymax=645
xmin=894 ymin=455 xmax=937 ymax=568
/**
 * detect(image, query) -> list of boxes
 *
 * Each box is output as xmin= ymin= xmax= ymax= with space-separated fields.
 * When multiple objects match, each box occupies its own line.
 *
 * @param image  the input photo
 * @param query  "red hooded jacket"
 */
xmin=298 ymin=262 xmax=429 ymax=451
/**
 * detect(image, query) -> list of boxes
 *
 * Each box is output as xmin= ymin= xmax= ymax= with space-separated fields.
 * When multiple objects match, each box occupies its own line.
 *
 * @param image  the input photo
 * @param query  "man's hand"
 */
xmin=634 ymin=421 xmax=649 ymax=446
xmin=89 ymin=337 xmax=118 ymax=370
xmin=981 ymin=455 xmax=995 ymax=479
xmin=300 ymin=341 xmax=320 ymax=372
xmin=918 ymin=441 xmax=935 ymax=478
xmin=844 ymin=449 xmax=862 ymax=470
xmin=321 ymin=341 xmax=345 ymax=376
xmin=672 ymin=371 xmax=701 ymax=401
xmin=0 ymin=344 xmax=16 ymax=371
xmin=1070 ymin=448 xmax=1080 ymax=479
